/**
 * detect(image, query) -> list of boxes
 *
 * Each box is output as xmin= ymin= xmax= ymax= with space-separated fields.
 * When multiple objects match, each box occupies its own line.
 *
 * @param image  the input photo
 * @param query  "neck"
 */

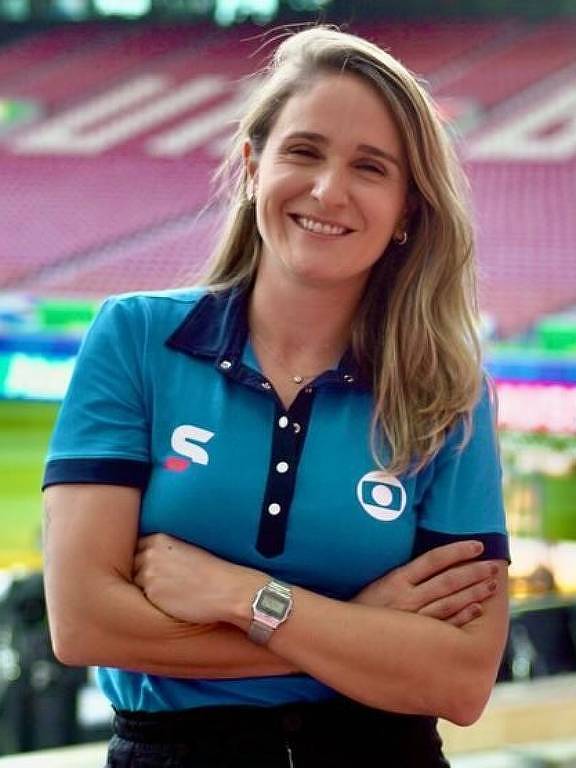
xmin=248 ymin=271 xmax=363 ymax=364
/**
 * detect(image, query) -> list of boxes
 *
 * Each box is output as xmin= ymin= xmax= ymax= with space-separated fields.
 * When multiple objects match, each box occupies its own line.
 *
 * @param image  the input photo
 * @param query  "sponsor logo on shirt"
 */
xmin=164 ymin=424 xmax=215 ymax=471
xmin=356 ymin=471 xmax=407 ymax=521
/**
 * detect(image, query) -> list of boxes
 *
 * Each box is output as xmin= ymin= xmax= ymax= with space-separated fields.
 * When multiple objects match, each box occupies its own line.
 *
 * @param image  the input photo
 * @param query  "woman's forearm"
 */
xmin=224 ymin=570 xmax=509 ymax=726
xmin=44 ymin=486 xmax=506 ymax=716
xmin=133 ymin=534 xmax=509 ymax=724
xmin=43 ymin=486 xmax=296 ymax=679
xmin=49 ymin=572 xmax=297 ymax=678
xmin=51 ymin=561 xmax=505 ymax=723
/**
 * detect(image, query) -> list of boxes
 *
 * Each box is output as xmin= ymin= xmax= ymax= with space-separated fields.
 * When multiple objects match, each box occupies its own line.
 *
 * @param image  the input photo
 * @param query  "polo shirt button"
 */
xmin=268 ymin=503 xmax=281 ymax=516
xmin=261 ymin=381 xmax=272 ymax=390
xmin=276 ymin=461 xmax=289 ymax=473
xmin=344 ymin=374 xmax=355 ymax=383
xmin=278 ymin=416 xmax=289 ymax=428
xmin=304 ymin=387 xmax=313 ymax=394
xmin=219 ymin=360 xmax=232 ymax=370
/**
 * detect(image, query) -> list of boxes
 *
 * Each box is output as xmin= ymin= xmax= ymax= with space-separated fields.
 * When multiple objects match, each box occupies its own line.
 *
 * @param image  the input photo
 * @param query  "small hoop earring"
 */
xmin=395 ymin=231 xmax=408 ymax=246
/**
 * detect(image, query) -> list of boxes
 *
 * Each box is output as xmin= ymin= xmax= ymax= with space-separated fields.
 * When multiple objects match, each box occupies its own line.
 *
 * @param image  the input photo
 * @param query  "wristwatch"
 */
xmin=248 ymin=580 xmax=293 ymax=645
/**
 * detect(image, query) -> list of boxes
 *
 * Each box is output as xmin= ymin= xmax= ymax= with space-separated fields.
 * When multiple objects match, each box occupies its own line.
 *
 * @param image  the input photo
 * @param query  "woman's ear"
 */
xmin=242 ymin=140 xmax=258 ymax=184
xmin=395 ymin=189 xmax=418 ymax=237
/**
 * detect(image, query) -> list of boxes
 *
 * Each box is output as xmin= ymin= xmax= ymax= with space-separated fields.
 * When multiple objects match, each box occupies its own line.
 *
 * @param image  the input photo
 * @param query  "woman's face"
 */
xmin=245 ymin=72 xmax=409 ymax=293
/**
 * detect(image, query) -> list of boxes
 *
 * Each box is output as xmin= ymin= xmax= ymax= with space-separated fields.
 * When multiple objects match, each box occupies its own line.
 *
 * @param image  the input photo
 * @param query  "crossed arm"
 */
xmin=43 ymin=484 xmax=509 ymax=726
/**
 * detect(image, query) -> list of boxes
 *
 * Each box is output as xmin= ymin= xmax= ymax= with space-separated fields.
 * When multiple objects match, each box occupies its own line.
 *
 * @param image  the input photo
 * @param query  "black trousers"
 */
xmin=105 ymin=697 xmax=451 ymax=767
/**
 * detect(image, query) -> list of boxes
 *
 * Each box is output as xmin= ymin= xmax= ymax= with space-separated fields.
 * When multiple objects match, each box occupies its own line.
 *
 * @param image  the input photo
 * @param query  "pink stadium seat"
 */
xmin=0 ymin=24 xmax=110 ymax=81
xmin=6 ymin=25 xmax=221 ymax=111
xmin=27 ymin=209 xmax=222 ymax=296
xmin=470 ymin=159 xmax=576 ymax=335
xmin=0 ymin=154 xmax=215 ymax=286
xmin=436 ymin=22 xmax=576 ymax=109
xmin=356 ymin=21 xmax=511 ymax=76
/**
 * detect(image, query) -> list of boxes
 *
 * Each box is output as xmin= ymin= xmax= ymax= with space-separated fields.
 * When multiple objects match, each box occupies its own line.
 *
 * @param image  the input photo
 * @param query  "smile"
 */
xmin=292 ymin=215 xmax=352 ymax=236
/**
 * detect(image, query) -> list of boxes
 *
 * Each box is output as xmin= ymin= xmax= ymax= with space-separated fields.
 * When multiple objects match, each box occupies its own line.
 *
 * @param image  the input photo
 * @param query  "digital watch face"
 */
xmin=257 ymin=592 xmax=287 ymax=619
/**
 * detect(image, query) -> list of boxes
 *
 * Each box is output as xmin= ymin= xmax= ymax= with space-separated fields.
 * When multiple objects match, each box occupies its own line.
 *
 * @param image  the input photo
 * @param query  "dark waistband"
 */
xmin=113 ymin=698 xmax=438 ymax=745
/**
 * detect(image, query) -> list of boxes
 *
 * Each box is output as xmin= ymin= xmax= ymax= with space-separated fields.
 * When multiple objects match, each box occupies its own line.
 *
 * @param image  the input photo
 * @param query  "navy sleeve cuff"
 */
xmin=42 ymin=458 xmax=151 ymax=491
xmin=413 ymin=527 xmax=511 ymax=563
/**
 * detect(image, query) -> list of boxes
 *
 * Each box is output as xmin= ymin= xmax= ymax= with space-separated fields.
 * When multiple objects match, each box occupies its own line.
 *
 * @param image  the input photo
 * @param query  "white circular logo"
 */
xmin=356 ymin=471 xmax=407 ymax=521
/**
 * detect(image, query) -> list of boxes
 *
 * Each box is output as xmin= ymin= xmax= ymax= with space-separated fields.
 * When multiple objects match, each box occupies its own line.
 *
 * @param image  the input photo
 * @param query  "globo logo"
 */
xmin=356 ymin=471 xmax=407 ymax=521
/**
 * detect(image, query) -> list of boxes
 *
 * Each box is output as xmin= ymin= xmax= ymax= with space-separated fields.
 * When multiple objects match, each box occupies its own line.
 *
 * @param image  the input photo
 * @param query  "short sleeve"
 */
xmin=42 ymin=296 xmax=151 ymax=490
xmin=412 ymin=379 xmax=510 ymax=562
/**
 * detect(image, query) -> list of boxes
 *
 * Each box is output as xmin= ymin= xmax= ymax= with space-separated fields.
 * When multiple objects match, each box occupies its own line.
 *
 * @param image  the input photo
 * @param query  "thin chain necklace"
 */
xmin=250 ymin=331 xmax=331 ymax=385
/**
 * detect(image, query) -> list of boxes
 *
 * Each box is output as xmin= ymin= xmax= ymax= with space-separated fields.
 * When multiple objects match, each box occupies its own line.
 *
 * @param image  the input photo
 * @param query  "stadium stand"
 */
xmin=469 ymin=161 xmax=576 ymax=336
xmin=6 ymin=27 xmax=213 ymax=110
xmin=434 ymin=22 xmax=576 ymax=111
xmin=0 ymin=154 xmax=214 ymax=285
xmin=0 ymin=20 xmax=574 ymax=337
xmin=355 ymin=20 xmax=514 ymax=75
xmin=25 ymin=207 xmax=221 ymax=295
xmin=0 ymin=24 xmax=113 ymax=81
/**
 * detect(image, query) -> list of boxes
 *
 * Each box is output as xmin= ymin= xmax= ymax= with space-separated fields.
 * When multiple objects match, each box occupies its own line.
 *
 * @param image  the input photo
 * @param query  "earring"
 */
xmin=395 ymin=231 xmax=408 ymax=246
xmin=246 ymin=179 xmax=256 ymax=204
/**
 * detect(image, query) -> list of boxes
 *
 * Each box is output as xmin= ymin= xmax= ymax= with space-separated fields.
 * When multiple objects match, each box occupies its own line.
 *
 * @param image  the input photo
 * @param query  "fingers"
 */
xmin=421 ymin=559 xmax=498 ymax=605
xmin=132 ymin=553 xmax=144 ymax=588
xmin=446 ymin=603 xmax=483 ymax=628
xmin=402 ymin=540 xmax=484 ymax=586
xmin=136 ymin=533 xmax=173 ymax=553
xmin=132 ymin=537 xmax=161 ymax=585
xmin=419 ymin=577 xmax=498 ymax=623
xmin=412 ymin=560 xmax=499 ymax=612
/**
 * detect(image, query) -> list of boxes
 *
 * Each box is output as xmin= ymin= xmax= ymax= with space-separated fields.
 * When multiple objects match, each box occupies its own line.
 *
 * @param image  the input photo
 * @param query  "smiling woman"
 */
xmin=244 ymin=72 xmax=408 ymax=296
xmin=42 ymin=26 xmax=509 ymax=768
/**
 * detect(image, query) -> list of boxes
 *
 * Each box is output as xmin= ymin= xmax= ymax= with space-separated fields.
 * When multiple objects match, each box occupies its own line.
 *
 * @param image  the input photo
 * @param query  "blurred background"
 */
xmin=0 ymin=0 xmax=575 ymax=765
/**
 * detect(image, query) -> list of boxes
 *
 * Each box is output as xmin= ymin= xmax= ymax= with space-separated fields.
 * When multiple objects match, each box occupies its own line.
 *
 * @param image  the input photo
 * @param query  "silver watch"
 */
xmin=248 ymin=580 xmax=293 ymax=645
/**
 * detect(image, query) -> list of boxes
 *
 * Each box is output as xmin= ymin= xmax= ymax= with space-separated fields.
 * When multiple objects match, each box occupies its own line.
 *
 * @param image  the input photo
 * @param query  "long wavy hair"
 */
xmin=199 ymin=26 xmax=482 ymax=475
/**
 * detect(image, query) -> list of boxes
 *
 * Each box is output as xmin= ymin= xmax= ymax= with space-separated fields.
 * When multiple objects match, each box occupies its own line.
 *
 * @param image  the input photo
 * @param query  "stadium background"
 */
xmin=0 ymin=0 xmax=575 ymax=763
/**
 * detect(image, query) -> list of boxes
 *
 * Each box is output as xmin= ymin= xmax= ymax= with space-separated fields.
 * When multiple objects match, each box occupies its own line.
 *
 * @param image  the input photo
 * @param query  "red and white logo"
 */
xmin=164 ymin=424 xmax=215 ymax=472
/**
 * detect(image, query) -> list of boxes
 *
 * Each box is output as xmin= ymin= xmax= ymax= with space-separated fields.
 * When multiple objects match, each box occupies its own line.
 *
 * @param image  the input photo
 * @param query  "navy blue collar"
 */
xmin=165 ymin=286 xmax=371 ymax=392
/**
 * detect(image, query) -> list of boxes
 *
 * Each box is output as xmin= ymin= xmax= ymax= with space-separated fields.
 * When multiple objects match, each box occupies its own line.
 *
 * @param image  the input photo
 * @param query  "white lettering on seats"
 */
xmin=468 ymin=81 xmax=576 ymax=161
xmin=147 ymin=80 xmax=257 ymax=156
xmin=10 ymin=75 xmax=226 ymax=155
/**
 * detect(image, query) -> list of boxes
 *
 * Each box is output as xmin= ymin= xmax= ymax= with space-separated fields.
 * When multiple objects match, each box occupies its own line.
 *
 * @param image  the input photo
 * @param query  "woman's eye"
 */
xmin=357 ymin=163 xmax=386 ymax=176
xmin=287 ymin=146 xmax=318 ymax=158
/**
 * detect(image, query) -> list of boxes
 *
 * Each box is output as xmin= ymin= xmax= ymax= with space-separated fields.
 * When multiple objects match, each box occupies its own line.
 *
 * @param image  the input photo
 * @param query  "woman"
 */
xmin=42 ymin=27 xmax=510 ymax=768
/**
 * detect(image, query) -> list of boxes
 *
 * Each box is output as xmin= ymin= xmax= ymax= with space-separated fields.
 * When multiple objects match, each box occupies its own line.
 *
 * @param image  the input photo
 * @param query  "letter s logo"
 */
xmin=171 ymin=424 xmax=215 ymax=466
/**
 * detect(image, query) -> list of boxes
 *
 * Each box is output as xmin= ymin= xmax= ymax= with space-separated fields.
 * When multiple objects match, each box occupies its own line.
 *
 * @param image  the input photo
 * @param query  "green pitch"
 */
xmin=0 ymin=400 xmax=59 ymax=570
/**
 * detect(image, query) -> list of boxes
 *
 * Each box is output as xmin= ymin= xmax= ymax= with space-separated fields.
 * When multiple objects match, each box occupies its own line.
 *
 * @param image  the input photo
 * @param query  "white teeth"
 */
xmin=296 ymin=216 xmax=347 ymax=236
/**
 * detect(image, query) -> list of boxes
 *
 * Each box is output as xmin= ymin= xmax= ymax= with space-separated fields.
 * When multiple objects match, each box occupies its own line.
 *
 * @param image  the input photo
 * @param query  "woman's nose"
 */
xmin=311 ymin=166 xmax=348 ymax=207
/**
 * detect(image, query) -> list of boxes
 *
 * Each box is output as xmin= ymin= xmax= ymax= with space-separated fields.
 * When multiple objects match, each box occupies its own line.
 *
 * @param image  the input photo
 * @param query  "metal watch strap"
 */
xmin=248 ymin=580 xmax=293 ymax=645
xmin=247 ymin=621 xmax=276 ymax=645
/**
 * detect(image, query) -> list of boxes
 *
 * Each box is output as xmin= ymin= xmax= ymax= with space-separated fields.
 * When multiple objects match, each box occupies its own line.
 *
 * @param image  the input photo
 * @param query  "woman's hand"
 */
xmin=352 ymin=541 xmax=499 ymax=627
xmin=133 ymin=534 xmax=265 ymax=625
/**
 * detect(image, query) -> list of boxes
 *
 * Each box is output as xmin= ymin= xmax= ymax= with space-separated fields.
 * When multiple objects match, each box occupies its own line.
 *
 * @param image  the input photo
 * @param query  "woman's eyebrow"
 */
xmin=282 ymin=132 xmax=401 ymax=169
xmin=283 ymin=131 xmax=325 ymax=142
xmin=357 ymin=144 xmax=402 ymax=169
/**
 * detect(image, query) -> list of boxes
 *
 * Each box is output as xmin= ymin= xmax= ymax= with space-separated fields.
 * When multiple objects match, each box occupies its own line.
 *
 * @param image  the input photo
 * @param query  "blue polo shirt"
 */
xmin=43 ymin=286 xmax=509 ymax=712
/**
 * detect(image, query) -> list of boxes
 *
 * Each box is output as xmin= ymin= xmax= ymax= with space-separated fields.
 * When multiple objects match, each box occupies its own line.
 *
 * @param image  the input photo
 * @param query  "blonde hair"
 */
xmin=200 ymin=26 xmax=482 ymax=475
